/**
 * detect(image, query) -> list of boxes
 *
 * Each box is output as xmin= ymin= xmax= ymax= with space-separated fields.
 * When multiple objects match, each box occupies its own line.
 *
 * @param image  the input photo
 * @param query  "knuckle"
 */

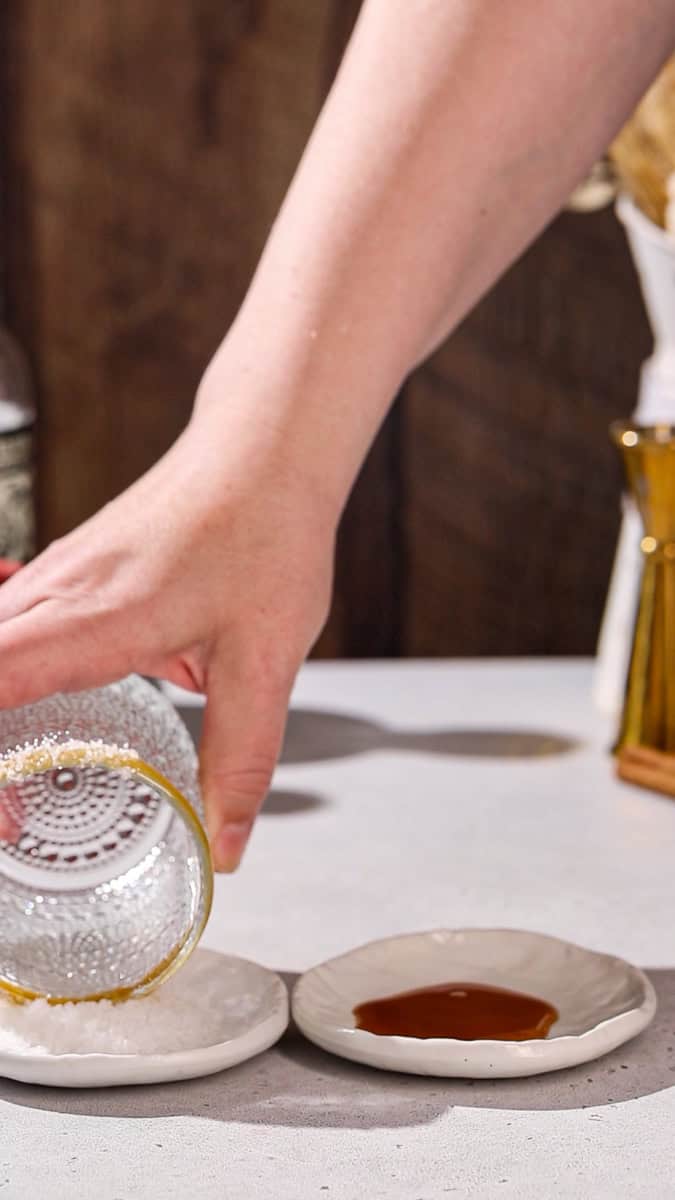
xmin=212 ymin=762 xmax=276 ymax=817
xmin=230 ymin=640 xmax=298 ymax=699
xmin=227 ymin=757 xmax=277 ymax=790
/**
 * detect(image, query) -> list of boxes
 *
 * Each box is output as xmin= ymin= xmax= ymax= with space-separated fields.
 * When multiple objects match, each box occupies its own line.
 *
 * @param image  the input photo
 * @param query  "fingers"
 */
xmin=0 ymin=559 xmax=22 ymax=584
xmin=200 ymin=652 xmax=293 ymax=872
xmin=0 ymin=601 xmax=137 ymax=709
xmin=0 ymin=784 xmax=23 ymax=843
xmin=0 ymin=795 xmax=14 ymax=840
xmin=0 ymin=545 xmax=65 ymax=624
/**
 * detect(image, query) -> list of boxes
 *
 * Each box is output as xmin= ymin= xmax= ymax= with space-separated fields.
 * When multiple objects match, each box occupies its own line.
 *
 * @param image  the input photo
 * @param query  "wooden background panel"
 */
xmin=0 ymin=2 xmax=653 ymax=658
xmin=402 ymin=207 xmax=651 ymax=655
xmin=0 ymin=0 xmax=337 ymax=537
xmin=314 ymin=407 xmax=403 ymax=657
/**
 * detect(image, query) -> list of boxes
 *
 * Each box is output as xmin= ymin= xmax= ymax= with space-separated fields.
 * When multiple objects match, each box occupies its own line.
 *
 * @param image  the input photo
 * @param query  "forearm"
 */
xmin=201 ymin=0 xmax=674 ymax=510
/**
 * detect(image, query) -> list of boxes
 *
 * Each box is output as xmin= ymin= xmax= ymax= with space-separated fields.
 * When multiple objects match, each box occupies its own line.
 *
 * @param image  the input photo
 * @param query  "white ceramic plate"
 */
xmin=292 ymin=929 xmax=656 ymax=1078
xmin=0 ymin=950 xmax=288 ymax=1088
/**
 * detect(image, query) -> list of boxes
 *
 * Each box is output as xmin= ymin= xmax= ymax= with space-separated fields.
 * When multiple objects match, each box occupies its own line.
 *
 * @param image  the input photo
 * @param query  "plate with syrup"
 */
xmin=292 ymin=929 xmax=656 ymax=1078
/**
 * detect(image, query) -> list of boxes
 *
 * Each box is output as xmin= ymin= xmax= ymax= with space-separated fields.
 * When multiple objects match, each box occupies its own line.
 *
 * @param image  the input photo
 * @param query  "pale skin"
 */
xmin=0 ymin=0 xmax=673 ymax=869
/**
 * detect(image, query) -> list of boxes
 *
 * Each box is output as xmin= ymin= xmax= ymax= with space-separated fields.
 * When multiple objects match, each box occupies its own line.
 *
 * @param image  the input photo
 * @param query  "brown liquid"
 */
xmin=353 ymin=981 xmax=558 ymax=1041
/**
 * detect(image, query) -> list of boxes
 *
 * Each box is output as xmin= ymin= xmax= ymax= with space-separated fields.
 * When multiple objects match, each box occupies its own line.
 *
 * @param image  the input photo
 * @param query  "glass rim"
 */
xmin=0 ymin=755 xmax=214 ymax=1005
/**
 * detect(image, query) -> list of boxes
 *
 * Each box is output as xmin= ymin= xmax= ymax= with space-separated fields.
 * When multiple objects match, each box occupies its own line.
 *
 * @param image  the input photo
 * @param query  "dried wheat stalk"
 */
xmin=610 ymin=56 xmax=675 ymax=228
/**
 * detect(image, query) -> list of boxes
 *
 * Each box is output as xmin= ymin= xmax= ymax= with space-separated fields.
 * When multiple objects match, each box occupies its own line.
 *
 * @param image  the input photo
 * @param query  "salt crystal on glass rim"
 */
xmin=0 ymin=737 xmax=139 ymax=784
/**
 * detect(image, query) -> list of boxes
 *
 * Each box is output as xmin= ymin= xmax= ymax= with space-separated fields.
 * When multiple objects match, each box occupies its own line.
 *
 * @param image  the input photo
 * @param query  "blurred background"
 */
xmin=0 ymin=2 xmax=653 ymax=659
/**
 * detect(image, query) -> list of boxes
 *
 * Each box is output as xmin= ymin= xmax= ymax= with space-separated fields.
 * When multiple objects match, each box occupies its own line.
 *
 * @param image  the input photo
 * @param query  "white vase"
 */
xmin=594 ymin=194 xmax=675 ymax=714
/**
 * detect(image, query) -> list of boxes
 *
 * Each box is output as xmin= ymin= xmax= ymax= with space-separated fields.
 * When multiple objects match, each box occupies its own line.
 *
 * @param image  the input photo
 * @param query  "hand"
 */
xmin=0 ymin=559 xmax=22 ymax=583
xmin=0 ymin=398 xmax=336 ymax=871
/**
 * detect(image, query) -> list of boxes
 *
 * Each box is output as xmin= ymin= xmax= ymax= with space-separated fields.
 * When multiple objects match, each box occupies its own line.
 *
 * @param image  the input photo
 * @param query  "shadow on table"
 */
xmin=147 ymin=703 xmax=579 ymax=823
xmin=281 ymin=710 xmax=579 ymax=763
xmin=4 ymin=969 xmax=674 ymax=1128
xmin=177 ymin=702 xmax=579 ymax=767
xmin=261 ymin=789 xmax=328 ymax=816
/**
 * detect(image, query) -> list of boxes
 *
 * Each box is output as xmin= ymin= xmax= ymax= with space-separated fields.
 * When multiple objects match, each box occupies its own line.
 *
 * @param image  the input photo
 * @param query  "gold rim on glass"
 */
xmin=0 ymin=751 xmax=213 ymax=1005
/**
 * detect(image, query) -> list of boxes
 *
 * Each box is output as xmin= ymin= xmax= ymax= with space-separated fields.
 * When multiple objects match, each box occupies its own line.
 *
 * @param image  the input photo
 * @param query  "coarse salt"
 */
xmin=0 ymin=738 xmax=139 ymax=785
xmin=0 ymin=952 xmax=249 ymax=1056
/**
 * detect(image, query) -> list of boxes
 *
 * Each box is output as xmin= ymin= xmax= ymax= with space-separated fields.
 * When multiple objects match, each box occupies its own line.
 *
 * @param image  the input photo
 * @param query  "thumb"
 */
xmin=200 ymin=653 xmax=292 ymax=872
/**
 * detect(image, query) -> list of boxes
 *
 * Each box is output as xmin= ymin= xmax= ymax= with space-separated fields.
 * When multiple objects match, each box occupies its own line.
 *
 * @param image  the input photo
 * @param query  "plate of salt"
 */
xmin=0 ymin=949 xmax=288 ymax=1087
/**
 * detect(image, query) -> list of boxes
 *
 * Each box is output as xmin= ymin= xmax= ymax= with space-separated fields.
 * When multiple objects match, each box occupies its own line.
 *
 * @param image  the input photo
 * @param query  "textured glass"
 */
xmin=0 ymin=676 xmax=212 ymax=1001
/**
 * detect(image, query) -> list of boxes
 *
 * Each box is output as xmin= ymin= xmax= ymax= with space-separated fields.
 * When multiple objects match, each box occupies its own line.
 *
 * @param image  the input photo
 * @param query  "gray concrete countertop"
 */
xmin=3 ymin=659 xmax=675 ymax=1199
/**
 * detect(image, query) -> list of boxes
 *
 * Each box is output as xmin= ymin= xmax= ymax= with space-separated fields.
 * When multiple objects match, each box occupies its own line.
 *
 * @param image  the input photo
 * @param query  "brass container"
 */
xmin=613 ymin=421 xmax=675 ymax=752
